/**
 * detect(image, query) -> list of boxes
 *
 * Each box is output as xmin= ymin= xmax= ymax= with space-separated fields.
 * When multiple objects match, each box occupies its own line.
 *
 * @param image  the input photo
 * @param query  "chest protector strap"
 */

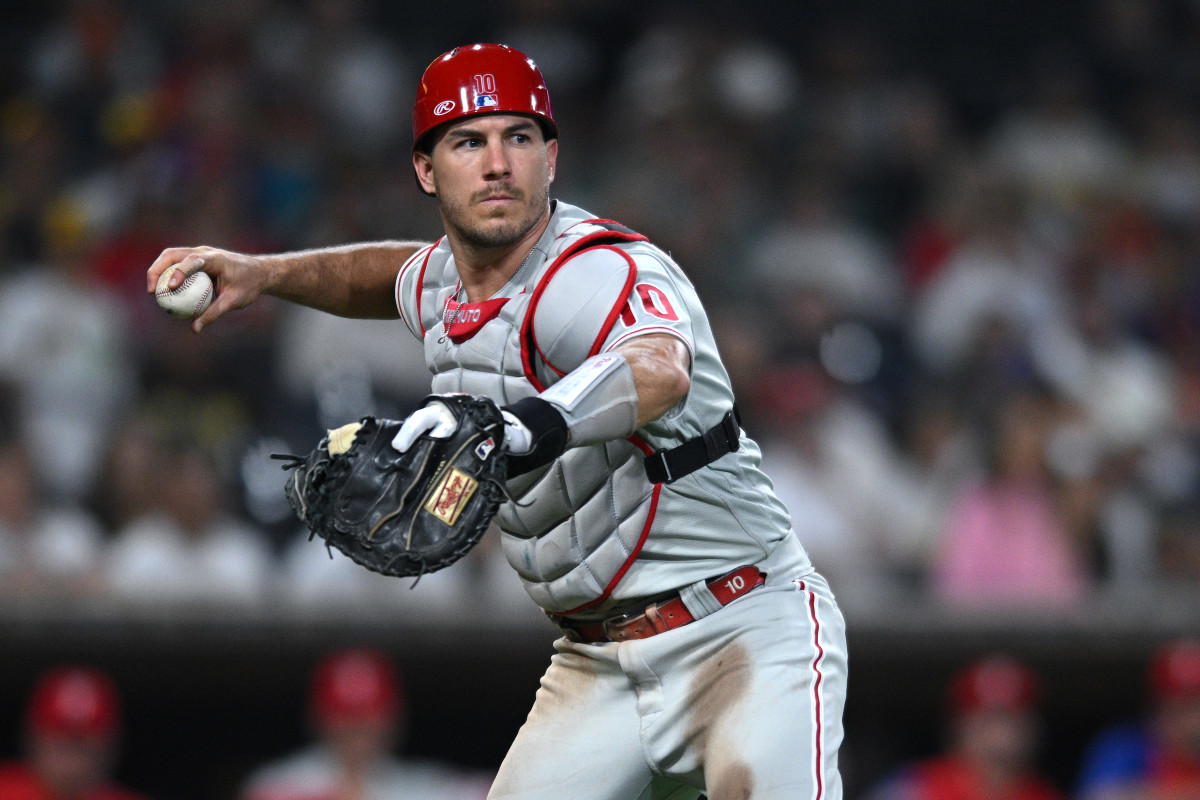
xmin=643 ymin=407 xmax=741 ymax=484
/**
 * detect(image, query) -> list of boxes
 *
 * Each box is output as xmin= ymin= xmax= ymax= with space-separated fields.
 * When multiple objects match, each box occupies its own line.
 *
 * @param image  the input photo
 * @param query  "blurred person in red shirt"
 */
xmin=1076 ymin=639 xmax=1200 ymax=800
xmin=870 ymin=654 xmax=1064 ymax=800
xmin=0 ymin=665 xmax=147 ymax=800
xmin=239 ymin=647 xmax=490 ymax=800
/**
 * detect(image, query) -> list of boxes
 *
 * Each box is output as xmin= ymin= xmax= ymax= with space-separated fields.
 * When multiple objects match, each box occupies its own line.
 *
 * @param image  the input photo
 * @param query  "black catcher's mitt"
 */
xmin=276 ymin=394 xmax=509 ymax=579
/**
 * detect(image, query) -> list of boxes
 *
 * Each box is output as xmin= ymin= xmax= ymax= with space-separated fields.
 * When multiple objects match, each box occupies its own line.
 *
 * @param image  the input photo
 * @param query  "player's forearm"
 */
xmin=260 ymin=241 xmax=428 ymax=319
xmin=613 ymin=334 xmax=692 ymax=428
xmin=502 ymin=335 xmax=691 ymax=476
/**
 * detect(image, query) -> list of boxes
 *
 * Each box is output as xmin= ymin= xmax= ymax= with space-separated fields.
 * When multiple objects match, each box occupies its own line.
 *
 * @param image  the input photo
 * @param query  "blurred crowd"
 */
xmin=1 ymin=0 xmax=1199 ymax=619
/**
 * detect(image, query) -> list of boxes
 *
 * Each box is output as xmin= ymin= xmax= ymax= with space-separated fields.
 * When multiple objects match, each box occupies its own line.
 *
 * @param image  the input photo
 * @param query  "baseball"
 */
xmin=155 ymin=268 xmax=214 ymax=319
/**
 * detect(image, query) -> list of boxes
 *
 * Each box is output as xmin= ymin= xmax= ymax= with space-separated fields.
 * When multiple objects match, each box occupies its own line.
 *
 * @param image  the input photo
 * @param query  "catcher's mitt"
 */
xmin=276 ymin=394 xmax=509 ymax=579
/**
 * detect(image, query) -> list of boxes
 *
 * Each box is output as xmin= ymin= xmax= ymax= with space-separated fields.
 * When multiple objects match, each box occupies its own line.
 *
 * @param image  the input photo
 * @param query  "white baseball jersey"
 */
xmin=395 ymin=201 xmax=812 ymax=616
xmin=393 ymin=200 xmax=847 ymax=800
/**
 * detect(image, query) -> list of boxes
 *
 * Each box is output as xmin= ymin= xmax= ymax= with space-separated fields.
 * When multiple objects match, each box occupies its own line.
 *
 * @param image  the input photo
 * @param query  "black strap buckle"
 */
xmin=644 ymin=407 xmax=741 ymax=484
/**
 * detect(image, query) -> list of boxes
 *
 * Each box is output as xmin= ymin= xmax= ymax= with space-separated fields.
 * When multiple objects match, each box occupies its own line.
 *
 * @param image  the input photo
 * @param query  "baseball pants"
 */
xmin=487 ymin=570 xmax=848 ymax=800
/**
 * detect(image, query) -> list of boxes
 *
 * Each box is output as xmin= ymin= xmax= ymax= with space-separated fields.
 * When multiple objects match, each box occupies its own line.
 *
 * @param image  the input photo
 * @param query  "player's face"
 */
xmin=319 ymin=718 xmax=395 ymax=770
xmin=30 ymin=734 xmax=114 ymax=797
xmin=414 ymin=114 xmax=557 ymax=252
xmin=955 ymin=710 xmax=1037 ymax=770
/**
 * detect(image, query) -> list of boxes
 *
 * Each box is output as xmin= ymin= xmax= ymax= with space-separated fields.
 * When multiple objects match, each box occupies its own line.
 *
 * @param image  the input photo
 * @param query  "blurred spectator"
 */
xmin=985 ymin=47 xmax=1129 ymax=216
xmin=89 ymin=413 xmax=170 ymax=538
xmin=277 ymin=521 xmax=539 ymax=626
xmin=273 ymin=307 xmax=430 ymax=433
xmin=591 ymin=17 xmax=792 ymax=290
xmin=276 ymin=525 xmax=425 ymax=611
xmin=1076 ymin=639 xmax=1200 ymax=800
xmin=250 ymin=0 xmax=412 ymax=162
xmin=869 ymin=655 xmax=1063 ymax=800
xmin=0 ymin=665 xmax=147 ymax=800
xmin=104 ymin=434 xmax=274 ymax=606
xmin=1159 ymin=508 xmax=1200 ymax=585
xmin=1131 ymin=102 xmax=1200 ymax=226
xmin=0 ymin=205 xmax=137 ymax=503
xmin=239 ymin=647 xmax=491 ymax=800
xmin=757 ymin=364 xmax=924 ymax=603
xmin=744 ymin=177 xmax=902 ymax=326
xmin=930 ymin=389 xmax=1092 ymax=609
xmin=889 ymin=388 xmax=986 ymax=585
xmin=1031 ymin=277 xmax=1176 ymax=454
xmin=908 ymin=170 xmax=1066 ymax=380
xmin=0 ymin=436 xmax=106 ymax=598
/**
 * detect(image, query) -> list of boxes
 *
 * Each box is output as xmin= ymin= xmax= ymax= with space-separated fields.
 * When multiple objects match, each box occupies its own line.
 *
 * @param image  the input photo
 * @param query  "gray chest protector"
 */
xmin=402 ymin=208 xmax=659 ymax=613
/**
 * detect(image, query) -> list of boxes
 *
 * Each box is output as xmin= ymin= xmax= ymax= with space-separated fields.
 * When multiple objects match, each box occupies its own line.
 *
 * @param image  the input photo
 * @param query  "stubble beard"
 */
xmin=439 ymin=178 xmax=551 ymax=251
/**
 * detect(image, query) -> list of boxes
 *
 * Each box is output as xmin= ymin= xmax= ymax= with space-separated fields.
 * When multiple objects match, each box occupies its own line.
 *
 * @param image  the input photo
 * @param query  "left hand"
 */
xmin=391 ymin=401 xmax=459 ymax=452
xmin=501 ymin=409 xmax=534 ymax=454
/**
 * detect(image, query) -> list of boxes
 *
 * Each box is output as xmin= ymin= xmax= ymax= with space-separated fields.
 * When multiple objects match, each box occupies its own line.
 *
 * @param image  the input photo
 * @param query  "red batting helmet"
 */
xmin=949 ymin=655 xmax=1041 ymax=715
xmin=26 ymin=666 xmax=121 ymax=739
xmin=1149 ymin=639 xmax=1200 ymax=701
xmin=310 ymin=648 xmax=403 ymax=725
xmin=412 ymin=43 xmax=556 ymax=152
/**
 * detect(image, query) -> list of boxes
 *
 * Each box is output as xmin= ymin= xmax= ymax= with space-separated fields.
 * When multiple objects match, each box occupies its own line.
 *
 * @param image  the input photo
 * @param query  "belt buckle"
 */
xmin=601 ymin=608 xmax=641 ymax=642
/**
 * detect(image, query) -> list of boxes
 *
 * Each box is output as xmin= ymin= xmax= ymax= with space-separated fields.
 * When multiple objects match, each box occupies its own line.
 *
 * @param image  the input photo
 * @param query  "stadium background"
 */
xmin=0 ymin=0 xmax=1198 ymax=798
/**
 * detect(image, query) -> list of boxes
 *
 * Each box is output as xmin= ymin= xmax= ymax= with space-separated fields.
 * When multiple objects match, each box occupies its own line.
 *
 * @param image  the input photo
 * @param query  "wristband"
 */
xmin=501 ymin=396 xmax=569 ymax=477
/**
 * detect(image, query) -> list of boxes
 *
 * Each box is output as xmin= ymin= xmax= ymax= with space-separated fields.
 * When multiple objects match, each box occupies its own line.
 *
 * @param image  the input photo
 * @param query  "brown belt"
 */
xmin=552 ymin=566 xmax=766 ymax=644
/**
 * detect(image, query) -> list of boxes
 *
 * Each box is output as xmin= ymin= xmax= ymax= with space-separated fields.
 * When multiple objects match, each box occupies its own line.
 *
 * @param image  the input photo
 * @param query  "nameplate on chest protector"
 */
xmin=443 ymin=297 xmax=509 ymax=343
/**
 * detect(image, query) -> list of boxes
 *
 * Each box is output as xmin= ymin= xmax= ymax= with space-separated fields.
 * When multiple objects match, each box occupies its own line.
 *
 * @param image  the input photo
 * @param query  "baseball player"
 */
xmin=239 ymin=648 xmax=492 ymax=800
xmin=147 ymin=43 xmax=848 ymax=800
xmin=868 ymin=655 xmax=1062 ymax=800
xmin=0 ymin=665 xmax=147 ymax=800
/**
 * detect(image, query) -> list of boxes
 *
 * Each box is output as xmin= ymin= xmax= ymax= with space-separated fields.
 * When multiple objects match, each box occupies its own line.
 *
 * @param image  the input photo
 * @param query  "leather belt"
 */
xmin=551 ymin=566 xmax=766 ymax=644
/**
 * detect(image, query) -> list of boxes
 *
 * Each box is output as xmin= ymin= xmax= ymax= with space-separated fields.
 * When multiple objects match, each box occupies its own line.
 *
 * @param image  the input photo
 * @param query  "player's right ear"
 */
xmin=413 ymin=151 xmax=437 ymax=197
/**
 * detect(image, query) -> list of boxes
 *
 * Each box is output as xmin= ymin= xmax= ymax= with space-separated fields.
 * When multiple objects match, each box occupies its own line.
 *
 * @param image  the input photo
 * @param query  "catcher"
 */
xmin=147 ymin=43 xmax=848 ymax=800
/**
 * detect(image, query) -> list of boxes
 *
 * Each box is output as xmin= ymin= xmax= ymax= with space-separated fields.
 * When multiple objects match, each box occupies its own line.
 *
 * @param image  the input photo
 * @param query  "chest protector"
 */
xmin=405 ymin=206 xmax=657 ymax=614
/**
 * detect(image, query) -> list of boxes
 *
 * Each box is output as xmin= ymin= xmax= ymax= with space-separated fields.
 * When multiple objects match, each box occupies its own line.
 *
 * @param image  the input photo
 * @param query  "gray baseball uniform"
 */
xmin=395 ymin=200 xmax=847 ymax=800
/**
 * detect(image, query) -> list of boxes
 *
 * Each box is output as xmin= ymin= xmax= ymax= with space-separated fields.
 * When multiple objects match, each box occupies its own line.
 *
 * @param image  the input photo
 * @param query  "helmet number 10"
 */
xmin=474 ymin=74 xmax=497 ymax=94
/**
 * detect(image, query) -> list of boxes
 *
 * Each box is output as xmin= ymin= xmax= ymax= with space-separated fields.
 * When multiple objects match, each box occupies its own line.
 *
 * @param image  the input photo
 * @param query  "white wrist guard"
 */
xmin=539 ymin=353 xmax=639 ymax=446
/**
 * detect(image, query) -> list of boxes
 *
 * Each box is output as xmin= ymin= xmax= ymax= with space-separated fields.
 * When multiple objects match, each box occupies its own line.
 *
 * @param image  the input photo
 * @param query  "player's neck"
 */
xmin=450 ymin=210 xmax=550 ymax=302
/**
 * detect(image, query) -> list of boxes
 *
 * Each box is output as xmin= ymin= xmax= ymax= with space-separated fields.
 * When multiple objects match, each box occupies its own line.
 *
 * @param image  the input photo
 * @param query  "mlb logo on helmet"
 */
xmin=475 ymin=95 xmax=498 ymax=109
